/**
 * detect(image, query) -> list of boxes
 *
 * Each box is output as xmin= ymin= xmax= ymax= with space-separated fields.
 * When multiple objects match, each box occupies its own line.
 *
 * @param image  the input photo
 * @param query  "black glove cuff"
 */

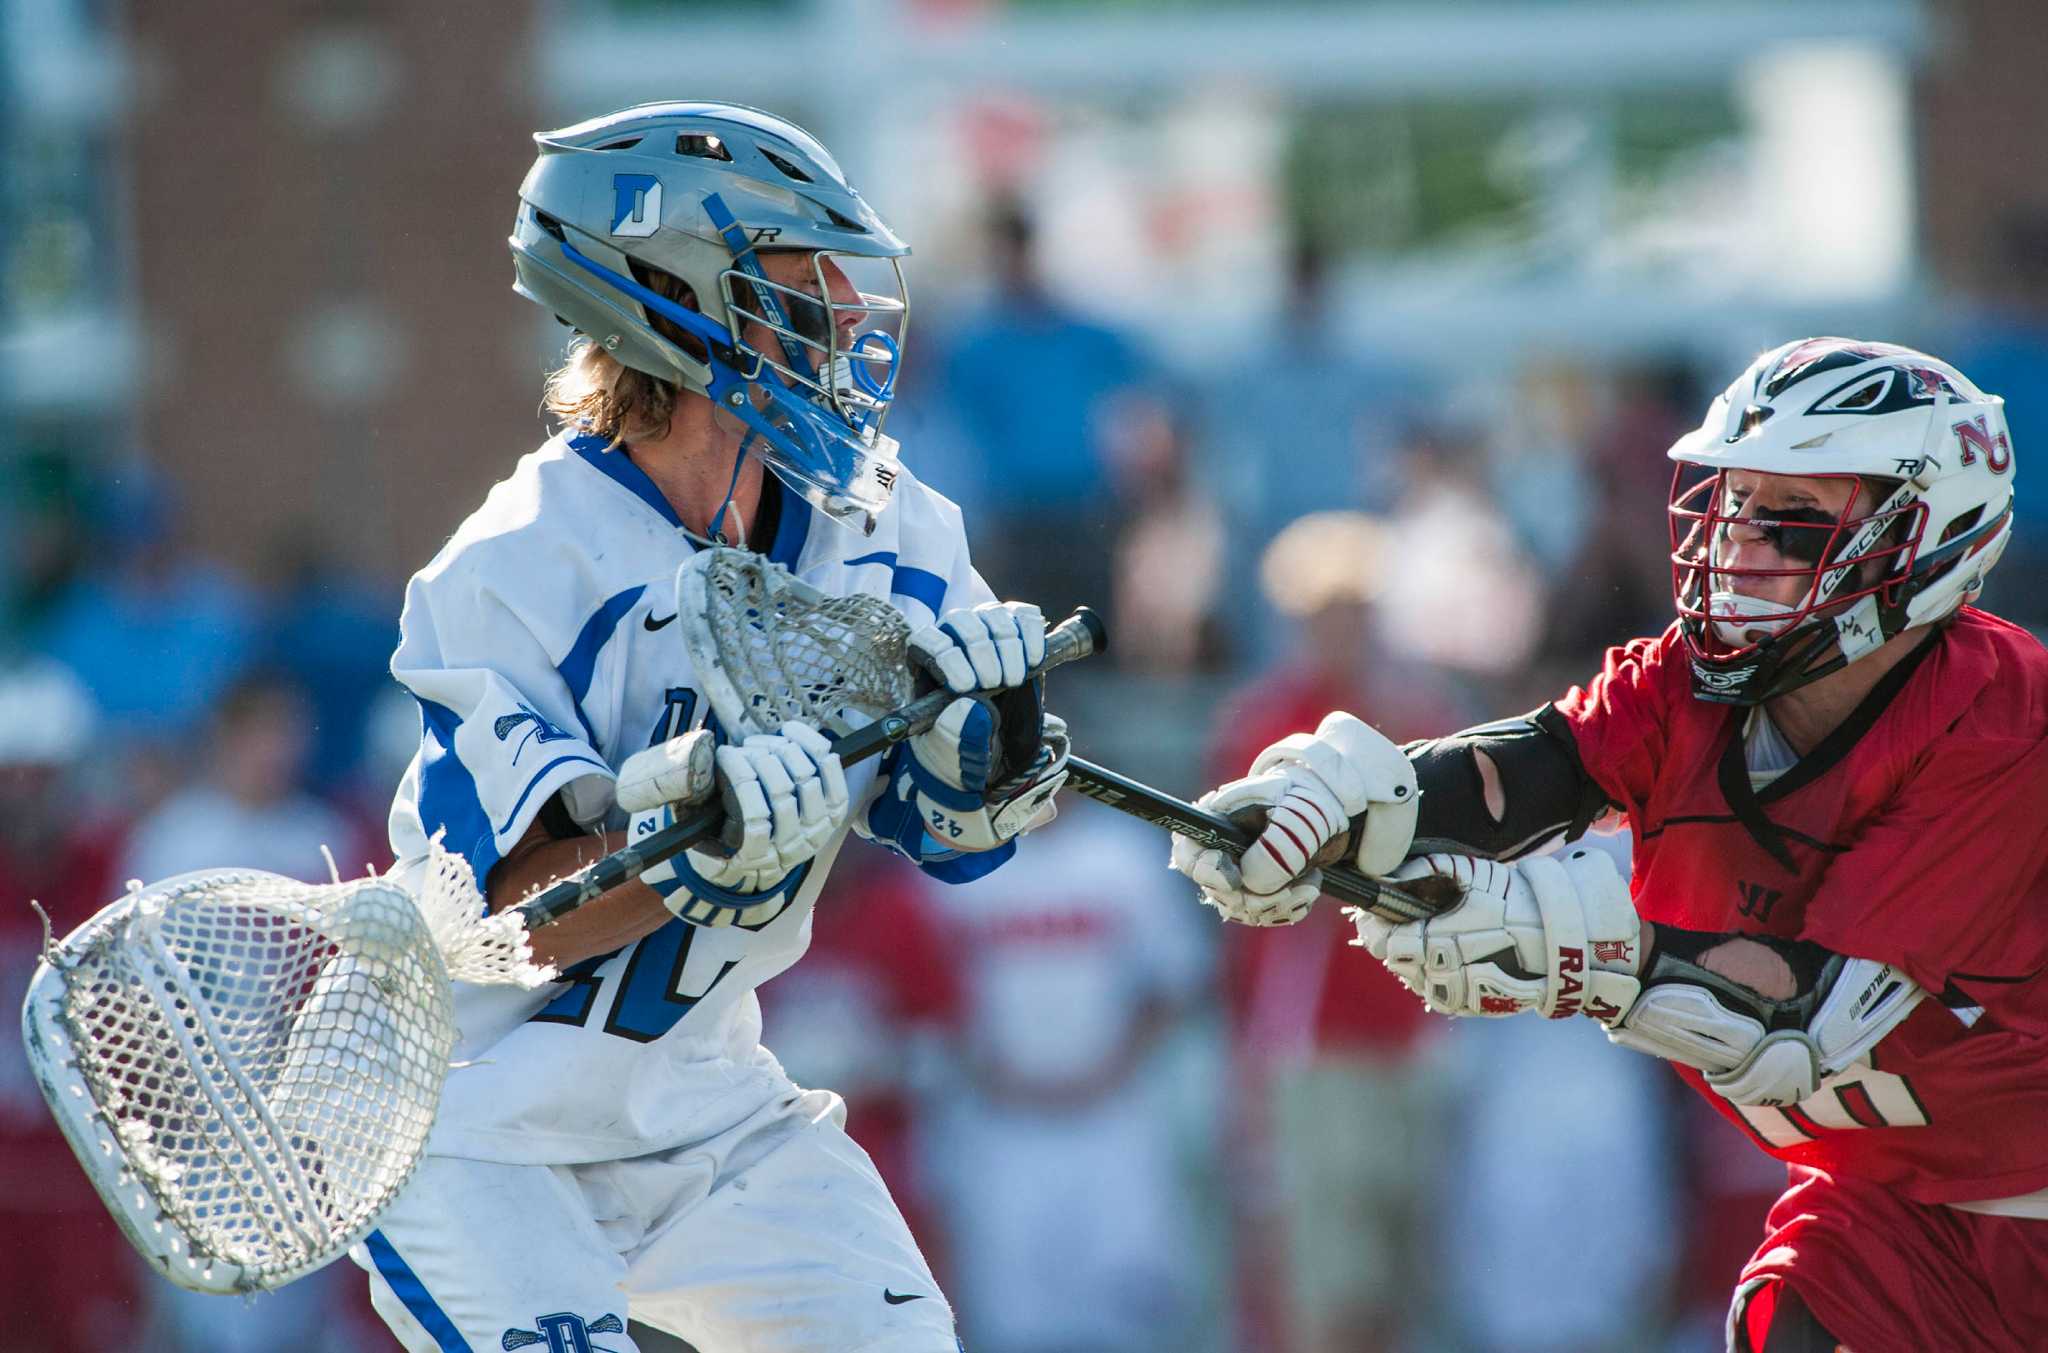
xmin=987 ymin=677 xmax=1047 ymax=786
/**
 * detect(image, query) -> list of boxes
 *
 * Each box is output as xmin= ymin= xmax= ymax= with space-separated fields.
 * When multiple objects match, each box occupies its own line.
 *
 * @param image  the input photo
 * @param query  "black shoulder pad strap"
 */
xmin=536 ymin=789 xmax=590 ymax=842
xmin=1405 ymin=705 xmax=1613 ymax=860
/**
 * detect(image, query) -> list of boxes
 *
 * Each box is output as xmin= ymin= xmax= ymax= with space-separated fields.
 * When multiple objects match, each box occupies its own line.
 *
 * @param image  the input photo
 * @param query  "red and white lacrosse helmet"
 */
xmin=1667 ymin=338 xmax=2015 ymax=705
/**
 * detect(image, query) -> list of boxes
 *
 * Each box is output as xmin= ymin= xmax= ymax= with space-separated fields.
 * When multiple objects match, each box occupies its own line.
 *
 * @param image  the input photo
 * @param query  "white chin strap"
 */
xmin=1708 ymin=590 xmax=1800 ymax=647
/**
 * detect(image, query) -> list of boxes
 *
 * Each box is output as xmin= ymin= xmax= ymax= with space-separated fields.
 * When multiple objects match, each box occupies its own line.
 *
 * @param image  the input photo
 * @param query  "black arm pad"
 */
xmin=1403 ymin=705 xmax=1613 ymax=860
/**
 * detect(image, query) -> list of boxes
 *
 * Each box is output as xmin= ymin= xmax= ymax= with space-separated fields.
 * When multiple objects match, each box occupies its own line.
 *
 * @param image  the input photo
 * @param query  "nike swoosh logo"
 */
xmin=882 ymin=1290 xmax=926 ymax=1305
xmin=643 ymin=613 xmax=676 ymax=632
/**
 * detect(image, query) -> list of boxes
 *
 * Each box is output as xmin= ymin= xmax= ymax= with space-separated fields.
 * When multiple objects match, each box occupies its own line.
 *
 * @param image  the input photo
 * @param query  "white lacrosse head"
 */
xmin=676 ymin=546 xmax=915 ymax=739
xmin=20 ymin=846 xmax=546 ymax=1294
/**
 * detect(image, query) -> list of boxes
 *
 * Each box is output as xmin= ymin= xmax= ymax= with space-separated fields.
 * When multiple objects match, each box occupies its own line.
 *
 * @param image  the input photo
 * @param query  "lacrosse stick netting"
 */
xmin=678 ymin=546 xmax=917 ymax=738
xmin=21 ymin=844 xmax=550 ymax=1294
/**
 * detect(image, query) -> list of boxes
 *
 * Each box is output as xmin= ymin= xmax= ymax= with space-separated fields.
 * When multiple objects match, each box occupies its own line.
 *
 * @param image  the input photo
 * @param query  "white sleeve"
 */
xmin=886 ymin=473 xmax=997 ymax=622
xmin=934 ymin=497 xmax=997 ymax=613
xmin=937 ymin=552 xmax=998 ymax=614
xmin=387 ymin=568 xmax=616 ymax=891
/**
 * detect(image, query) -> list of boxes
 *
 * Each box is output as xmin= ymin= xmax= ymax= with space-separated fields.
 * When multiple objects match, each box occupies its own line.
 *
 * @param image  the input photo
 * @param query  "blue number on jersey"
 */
xmin=602 ymin=921 xmax=740 ymax=1042
xmin=528 ymin=921 xmax=740 ymax=1042
xmin=648 ymin=687 xmax=699 ymax=746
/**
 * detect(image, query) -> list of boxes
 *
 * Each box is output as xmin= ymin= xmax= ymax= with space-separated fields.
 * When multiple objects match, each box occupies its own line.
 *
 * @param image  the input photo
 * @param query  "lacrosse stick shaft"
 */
xmin=513 ymin=608 xmax=1107 ymax=930
xmin=1061 ymin=757 xmax=1444 ymax=923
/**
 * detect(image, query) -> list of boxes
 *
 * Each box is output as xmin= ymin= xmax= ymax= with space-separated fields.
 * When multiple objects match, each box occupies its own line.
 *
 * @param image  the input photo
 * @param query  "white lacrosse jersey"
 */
xmin=387 ymin=431 xmax=996 ymax=1164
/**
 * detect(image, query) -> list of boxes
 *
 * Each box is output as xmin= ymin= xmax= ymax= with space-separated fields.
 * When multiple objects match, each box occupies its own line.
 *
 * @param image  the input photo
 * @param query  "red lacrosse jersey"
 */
xmin=1553 ymin=608 xmax=2048 ymax=1206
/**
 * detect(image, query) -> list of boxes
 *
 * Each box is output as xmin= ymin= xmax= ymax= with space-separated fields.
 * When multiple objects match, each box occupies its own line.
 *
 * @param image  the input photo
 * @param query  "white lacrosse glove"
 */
xmin=909 ymin=601 xmax=1046 ymax=693
xmin=1348 ymin=849 xmax=1644 ymax=1020
xmin=634 ymin=721 xmax=849 ymax=927
xmin=880 ymin=600 xmax=1067 ymax=853
xmin=884 ymin=703 xmax=1070 ymax=852
xmin=1169 ymin=712 xmax=1418 ymax=926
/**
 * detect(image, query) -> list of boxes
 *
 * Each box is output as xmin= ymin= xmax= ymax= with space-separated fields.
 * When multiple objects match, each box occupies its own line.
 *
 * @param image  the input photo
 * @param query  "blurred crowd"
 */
xmin=3 ymin=201 xmax=2045 ymax=1353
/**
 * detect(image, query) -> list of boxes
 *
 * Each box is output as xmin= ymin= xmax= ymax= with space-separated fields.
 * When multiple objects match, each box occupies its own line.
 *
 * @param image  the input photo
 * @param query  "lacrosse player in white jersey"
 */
xmin=352 ymin=102 xmax=1069 ymax=1353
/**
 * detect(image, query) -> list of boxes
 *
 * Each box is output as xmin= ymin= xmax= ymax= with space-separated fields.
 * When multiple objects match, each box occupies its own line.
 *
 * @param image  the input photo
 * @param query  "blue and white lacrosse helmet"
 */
xmin=509 ymin=102 xmax=910 ymax=532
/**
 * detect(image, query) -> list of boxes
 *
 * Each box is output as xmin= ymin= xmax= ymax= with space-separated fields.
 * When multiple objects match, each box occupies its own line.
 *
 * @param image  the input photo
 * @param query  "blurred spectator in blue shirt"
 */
xmin=256 ymin=528 xmax=400 ymax=794
xmin=34 ymin=457 xmax=256 ymax=744
xmin=935 ymin=199 xmax=1147 ymax=621
xmin=1204 ymin=239 xmax=1425 ymax=657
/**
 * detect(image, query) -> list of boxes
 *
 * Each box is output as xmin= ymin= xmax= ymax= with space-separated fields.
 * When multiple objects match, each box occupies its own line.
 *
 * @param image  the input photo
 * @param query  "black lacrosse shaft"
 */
xmin=514 ymin=608 xmax=1109 ymax=931
xmin=1060 ymin=758 xmax=1443 ymax=923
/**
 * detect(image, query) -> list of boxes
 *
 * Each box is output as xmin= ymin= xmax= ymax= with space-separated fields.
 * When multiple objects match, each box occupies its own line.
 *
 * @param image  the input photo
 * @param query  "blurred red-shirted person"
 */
xmin=0 ymin=659 xmax=140 ymax=1350
xmin=1207 ymin=513 xmax=1461 ymax=1353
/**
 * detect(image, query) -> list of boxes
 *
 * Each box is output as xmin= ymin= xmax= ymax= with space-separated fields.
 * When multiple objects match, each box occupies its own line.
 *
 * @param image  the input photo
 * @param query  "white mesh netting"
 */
xmin=685 ymin=547 xmax=915 ymax=737
xmin=43 ymin=845 xmax=550 ymax=1291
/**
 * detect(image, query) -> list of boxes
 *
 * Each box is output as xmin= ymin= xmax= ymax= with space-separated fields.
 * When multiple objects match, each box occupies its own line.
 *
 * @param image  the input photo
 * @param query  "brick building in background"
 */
xmin=1918 ymin=0 xmax=2048 ymax=299
xmin=105 ymin=0 xmax=2048 ymax=590
xmin=121 ymin=2 xmax=541 ymax=582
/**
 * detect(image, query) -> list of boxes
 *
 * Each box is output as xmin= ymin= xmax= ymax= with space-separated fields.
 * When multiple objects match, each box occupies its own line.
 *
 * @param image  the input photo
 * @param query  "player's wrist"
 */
xmin=661 ymin=851 xmax=806 ymax=927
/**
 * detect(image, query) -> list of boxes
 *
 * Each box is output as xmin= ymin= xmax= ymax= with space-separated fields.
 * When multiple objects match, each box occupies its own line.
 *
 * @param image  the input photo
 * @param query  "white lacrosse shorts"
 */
xmin=348 ymin=1080 xmax=957 ymax=1353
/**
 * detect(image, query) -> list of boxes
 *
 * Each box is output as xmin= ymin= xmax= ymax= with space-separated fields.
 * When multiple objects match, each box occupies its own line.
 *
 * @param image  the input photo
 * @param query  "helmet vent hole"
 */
xmin=759 ymin=148 xmax=814 ymax=183
xmin=1939 ymin=507 xmax=1985 ymax=545
xmin=821 ymin=206 xmax=867 ymax=233
xmin=1733 ymin=405 xmax=1773 ymax=438
xmin=532 ymin=209 xmax=566 ymax=242
xmin=676 ymin=134 xmax=732 ymax=162
xmin=596 ymin=137 xmax=643 ymax=152
xmin=1828 ymin=376 xmax=1889 ymax=411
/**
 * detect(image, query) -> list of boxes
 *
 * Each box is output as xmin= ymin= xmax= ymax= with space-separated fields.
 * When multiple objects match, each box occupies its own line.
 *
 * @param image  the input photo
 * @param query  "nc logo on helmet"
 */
xmin=610 ymin=173 xmax=662 ymax=238
xmin=1952 ymin=415 xmax=2012 ymax=475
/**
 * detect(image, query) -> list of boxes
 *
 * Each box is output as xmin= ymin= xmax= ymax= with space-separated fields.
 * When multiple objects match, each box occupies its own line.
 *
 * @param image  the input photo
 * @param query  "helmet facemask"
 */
xmin=1661 ymin=338 xmax=2017 ymax=705
xmin=716 ymin=248 xmax=908 ymax=528
xmin=1669 ymin=468 xmax=1924 ymax=700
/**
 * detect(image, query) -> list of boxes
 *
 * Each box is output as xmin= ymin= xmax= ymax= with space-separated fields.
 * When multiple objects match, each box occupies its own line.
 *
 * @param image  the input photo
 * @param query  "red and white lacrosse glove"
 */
xmin=1169 ymin=712 xmax=1418 ymax=926
xmin=1349 ymin=849 xmax=1644 ymax=1020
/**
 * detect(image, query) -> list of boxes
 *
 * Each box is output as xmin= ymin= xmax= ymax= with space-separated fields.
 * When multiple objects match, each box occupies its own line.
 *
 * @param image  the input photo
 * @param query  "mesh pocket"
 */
xmin=695 ymin=547 xmax=914 ymax=736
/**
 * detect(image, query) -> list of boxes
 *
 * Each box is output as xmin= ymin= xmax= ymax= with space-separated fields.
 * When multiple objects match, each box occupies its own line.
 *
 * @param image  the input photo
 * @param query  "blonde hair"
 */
xmin=540 ymin=339 xmax=678 ymax=445
xmin=539 ymin=264 xmax=700 ymax=445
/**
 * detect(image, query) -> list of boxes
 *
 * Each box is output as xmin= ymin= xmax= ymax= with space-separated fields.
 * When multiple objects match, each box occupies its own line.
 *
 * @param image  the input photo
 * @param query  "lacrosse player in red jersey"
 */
xmin=357 ymin=103 xmax=1068 ymax=1353
xmin=1171 ymin=339 xmax=2048 ymax=1352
